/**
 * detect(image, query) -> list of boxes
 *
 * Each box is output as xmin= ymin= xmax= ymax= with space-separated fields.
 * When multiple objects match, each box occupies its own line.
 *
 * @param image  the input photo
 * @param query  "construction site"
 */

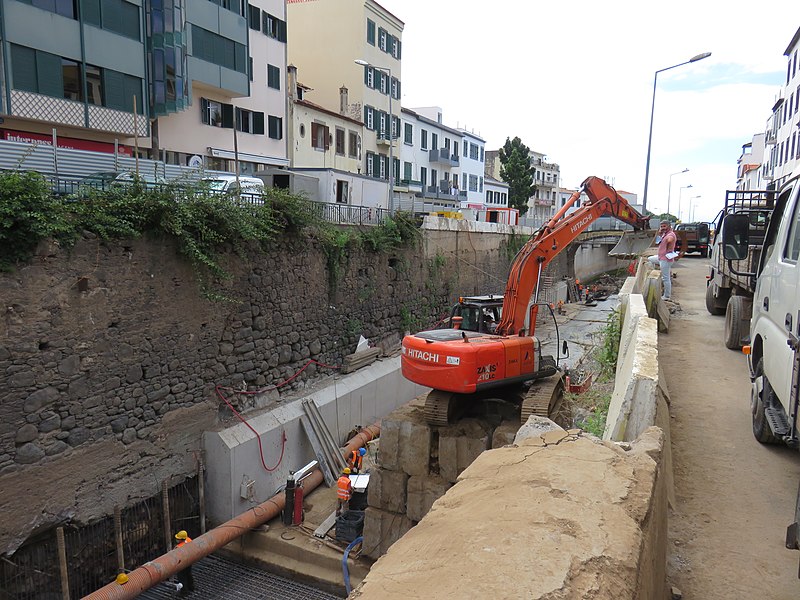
xmin=2 ymin=185 xmax=799 ymax=599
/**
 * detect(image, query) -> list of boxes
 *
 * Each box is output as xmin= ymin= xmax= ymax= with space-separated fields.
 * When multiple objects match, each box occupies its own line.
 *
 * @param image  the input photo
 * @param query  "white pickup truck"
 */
xmin=722 ymin=168 xmax=800 ymax=573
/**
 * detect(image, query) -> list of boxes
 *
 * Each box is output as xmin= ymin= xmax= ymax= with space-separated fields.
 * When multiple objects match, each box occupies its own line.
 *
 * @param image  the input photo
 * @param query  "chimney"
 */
xmin=339 ymin=86 xmax=348 ymax=116
xmin=287 ymin=64 xmax=298 ymax=102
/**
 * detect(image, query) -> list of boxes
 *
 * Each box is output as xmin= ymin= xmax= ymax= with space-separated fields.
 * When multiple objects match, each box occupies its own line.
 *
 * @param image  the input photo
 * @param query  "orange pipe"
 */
xmin=83 ymin=423 xmax=381 ymax=599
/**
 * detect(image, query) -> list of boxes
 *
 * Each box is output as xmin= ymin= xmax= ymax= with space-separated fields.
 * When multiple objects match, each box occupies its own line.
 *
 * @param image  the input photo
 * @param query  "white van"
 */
xmin=723 ymin=167 xmax=800 ymax=450
xmin=201 ymin=175 xmax=264 ymax=197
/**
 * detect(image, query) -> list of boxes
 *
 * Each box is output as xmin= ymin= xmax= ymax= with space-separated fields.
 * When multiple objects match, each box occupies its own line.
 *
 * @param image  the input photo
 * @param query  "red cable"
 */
xmin=214 ymin=359 xmax=341 ymax=472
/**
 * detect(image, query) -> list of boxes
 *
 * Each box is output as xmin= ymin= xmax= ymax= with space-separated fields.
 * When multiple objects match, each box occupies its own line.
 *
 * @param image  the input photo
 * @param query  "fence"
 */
xmin=0 ymin=477 xmax=200 ymax=599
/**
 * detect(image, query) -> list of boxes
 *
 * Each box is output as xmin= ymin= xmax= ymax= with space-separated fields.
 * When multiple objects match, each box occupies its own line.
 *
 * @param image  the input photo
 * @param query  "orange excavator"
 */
xmin=401 ymin=176 xmax=652 ymax=426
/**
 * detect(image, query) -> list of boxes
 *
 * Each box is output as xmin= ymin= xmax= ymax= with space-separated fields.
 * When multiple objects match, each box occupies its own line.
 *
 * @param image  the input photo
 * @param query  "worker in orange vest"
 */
xmin=337 ymin=468 xmax=353 ymax=516
xmin=174 ymin=530 xmax=195 ymax=595
xmin=347 ymin=447 xmax=367 ymax=473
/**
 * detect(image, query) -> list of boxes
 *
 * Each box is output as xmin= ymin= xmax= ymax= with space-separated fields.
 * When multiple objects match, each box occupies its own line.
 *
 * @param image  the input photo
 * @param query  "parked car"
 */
xmin=80 ymin=171 xmax=166 ymax=191
xmin=201 ymin=175 xmax=264 ymax=195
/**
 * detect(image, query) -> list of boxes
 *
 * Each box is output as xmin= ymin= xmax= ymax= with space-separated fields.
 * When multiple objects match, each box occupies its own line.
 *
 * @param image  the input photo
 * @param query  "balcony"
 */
xmin=428 ymin=147 xmax=459 ymax=167
xmin=537 ymin=178 xmax=557 ymax=188
xmin=376 ymin=131 xmax=393 ymax=146
xmin=765 ymin=129 xmax=777 ymax=145
xmin=398 ymin=178 xmax=424 ymax=192
xmin=420 ymin=182 xmax=459 ymax=201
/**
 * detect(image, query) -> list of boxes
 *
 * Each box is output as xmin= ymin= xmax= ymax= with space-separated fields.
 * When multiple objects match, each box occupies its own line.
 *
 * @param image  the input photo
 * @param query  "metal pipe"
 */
xmin=198 ymin=459 xmax=206 ymax=535
xmin=84 ymin=423 xmax=380 ymax=599
xmin=57 ymin=527 xmax=70 ymax=600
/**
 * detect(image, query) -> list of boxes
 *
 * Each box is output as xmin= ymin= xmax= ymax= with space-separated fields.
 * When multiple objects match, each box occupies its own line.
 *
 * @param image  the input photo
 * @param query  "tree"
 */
xmin=498 ymin=137 xmax=535 ymax=215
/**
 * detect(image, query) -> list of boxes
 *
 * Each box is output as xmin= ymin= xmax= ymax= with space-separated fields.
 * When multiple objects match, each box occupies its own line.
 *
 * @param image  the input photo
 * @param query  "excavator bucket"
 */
xmin=608 ymin=229 xmax=656 ymax=259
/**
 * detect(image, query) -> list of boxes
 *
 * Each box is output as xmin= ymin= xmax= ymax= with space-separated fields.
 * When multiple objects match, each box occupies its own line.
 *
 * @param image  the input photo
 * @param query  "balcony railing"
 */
xmin=421 ymin=185 xmax=458 ymax=201
xmin=428 ymin=148 xmax=459 ymax=166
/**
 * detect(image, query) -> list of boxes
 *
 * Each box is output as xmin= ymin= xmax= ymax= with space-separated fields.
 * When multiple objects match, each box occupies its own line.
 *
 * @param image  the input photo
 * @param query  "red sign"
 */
xmin=0 ymin=129 xmax=133 ymax=156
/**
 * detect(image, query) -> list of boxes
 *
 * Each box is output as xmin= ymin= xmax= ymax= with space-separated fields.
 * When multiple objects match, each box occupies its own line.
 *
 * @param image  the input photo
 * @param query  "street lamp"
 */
xmin=689 ymin=195 xmax=702 ymax=222
xmin=678 ymin=184 xmax=693 ymax=222
xmin=642 ymin=52 xmax=712 ymax=213
xmin=355 ymin=59 xmax=394 ymax=212
xmin=666 ymin=168 xmax=689 ymax=218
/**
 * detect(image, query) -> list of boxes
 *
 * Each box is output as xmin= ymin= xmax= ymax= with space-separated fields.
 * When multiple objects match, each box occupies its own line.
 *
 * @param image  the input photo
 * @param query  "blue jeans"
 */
xmin=648 ymin=256 xmax=673 ymax=299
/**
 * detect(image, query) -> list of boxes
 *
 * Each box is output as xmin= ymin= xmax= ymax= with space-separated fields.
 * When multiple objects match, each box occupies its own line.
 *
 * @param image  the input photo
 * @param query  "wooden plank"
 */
xmin=313 ymin=511 xmax=338 ymax=539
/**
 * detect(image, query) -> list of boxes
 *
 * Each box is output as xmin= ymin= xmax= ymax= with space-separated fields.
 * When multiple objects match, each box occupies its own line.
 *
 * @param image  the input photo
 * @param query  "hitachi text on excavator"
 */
xmin=400 ymin=176 xmax=652 ymax=427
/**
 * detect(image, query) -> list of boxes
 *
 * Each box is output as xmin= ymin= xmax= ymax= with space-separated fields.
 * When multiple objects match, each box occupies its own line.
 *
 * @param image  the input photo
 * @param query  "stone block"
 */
xmin=514 ymin=415 xmax=563 ymax=445
xmin=439 ymin=418 xmax=491 ymax=483
xmin=367 ymin=467 xmax=409 ymax=513
xmin=23 ymin=386 xmax=59 ymax=413
xmin=362 ymin=506 xmax=415 ymax=560
xmin=378 ymin=396 xmax=428 ymax=473
xmin=406 ymin=475 xmax=451 ymax=522
xmin=491 ymin=421 xmax=519 ymax=448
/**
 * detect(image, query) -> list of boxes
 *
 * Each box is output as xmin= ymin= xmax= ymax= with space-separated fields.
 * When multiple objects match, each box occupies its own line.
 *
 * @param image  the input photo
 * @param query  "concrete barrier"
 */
xmin=203 ymin=356 xmax=427 ymax=524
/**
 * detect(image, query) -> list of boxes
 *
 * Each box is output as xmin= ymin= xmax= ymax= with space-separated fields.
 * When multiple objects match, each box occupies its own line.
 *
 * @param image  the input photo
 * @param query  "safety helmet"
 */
xmin=343 ymin=467 xmax=351 ymax=475
xmin=358 ymin=448 xmax=366 ymax=456
xmin=175 ymin=530 xmax=188 ymax=540
xmin=115 ymin=573 xmax=129 ymax=585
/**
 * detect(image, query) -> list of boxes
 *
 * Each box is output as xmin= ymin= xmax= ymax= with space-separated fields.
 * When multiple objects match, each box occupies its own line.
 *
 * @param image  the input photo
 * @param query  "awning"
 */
xmin=208 ymin=147 xmax=289 ymax=167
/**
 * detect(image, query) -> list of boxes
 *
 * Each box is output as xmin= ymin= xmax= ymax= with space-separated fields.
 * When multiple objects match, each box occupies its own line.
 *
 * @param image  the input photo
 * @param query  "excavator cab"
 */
xmin=448 ymin=296 xmax=503 ymax=334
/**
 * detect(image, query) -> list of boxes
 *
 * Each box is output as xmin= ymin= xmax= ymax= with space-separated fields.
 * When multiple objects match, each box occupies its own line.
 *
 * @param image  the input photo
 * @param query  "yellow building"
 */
xmin=287 ymin=0 xmax=403 ymax=208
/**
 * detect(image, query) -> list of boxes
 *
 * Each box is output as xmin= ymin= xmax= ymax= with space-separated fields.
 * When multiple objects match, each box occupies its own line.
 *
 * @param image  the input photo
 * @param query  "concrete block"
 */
xmin=491 ymin=420 xmax=519 ymax=448
xmin=406 ymin=475 xmax=451 ymax=522
xmin=439 ymin=418 xmax=491 ymax=483
xmin=362 ymin=506 xmax=415 ymax=560
xmin=398 ymin=415 xmax=433 ymax=477
xmin=514 ymin=415 xmax=562 ymax=445
xmin=378 ymin=397 xmax=426 ymax=472
xmin=367 ymin=467 xmax=409 ymax=514
xmin=604 ymin=316 xmax=659 ymax=442
xmin=616 ymin=294 xmax=647 ymax=380
xmin=656 ymin=297 xmax=670 ymax=332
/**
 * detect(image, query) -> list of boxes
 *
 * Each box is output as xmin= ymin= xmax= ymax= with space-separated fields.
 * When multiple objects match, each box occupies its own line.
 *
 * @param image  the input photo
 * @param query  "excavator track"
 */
xmin=424 ymin=389 xmax=457 ymax=427
xmin=520 ymin=375 xmax=569 ymax=427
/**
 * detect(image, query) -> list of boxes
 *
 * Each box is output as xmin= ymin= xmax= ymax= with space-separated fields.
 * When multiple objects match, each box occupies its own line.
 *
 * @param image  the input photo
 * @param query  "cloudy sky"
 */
xmin=376 ymin=0 xmax=798 ymax=222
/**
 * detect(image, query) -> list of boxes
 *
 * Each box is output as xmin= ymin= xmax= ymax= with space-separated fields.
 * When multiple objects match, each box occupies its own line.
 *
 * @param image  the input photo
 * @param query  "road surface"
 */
xmin=662 ymin=257 xmax=800 ymax=598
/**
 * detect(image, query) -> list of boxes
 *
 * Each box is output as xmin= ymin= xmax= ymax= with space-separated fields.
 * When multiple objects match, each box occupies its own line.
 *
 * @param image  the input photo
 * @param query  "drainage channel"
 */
xmin=137 ymin=554 xmax=342 ymax=600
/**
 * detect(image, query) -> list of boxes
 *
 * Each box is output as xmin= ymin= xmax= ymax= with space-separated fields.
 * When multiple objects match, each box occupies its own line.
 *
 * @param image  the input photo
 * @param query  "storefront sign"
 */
xmin=0 ymin=129 xmax=133 ymax=156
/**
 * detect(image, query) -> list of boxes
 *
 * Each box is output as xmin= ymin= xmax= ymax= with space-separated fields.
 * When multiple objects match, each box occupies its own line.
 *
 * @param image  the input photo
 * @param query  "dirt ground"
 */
xmin=661 ymin=257 xmax=800 ymax=598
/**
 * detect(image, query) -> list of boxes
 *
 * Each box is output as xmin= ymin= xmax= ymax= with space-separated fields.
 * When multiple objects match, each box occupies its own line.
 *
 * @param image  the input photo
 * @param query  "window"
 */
xmin=365 ymin=66 xmax=374 ymax=89
xmin=379 ymin=154 xmax=386 ymax=179
xmin=262 ymin=12 xmax=287 ymax=42
xmin=248 ymin=56 xmax=253 ymax=81
xmin=348 ymin=131 xmax=358 ymax=158
xmin=83 ymin=0 xmax=140 ymax=40
xmin=103 ymin=68 xmax=143 ymax=112
xmin=480 ymin=147 xmax=484 ymax=162
xmin=378 ymin=112 xmax=387 ymax=138
xmin=379 ymin=71 xmax=387 ymax=94
xmin=62 ymin=58 xmax=81 ymax=100
xmin=783 ymin=187 xmax=800 ymax=262
xmin=311 ymin=122 xmax=329 ymax=150
xmin=248 ymin=4 xmax=260 ymax=30
xmin=378 ymin=27 xmax=387 ymax=51
xmin=364 ymin=106 xmax=374 ymax=130
xmin=463 ymin=139 xmax=468 ymax=157
xmin=268 ymin=115 xmax=283 ymax=140
xmin=431 ymin=169 xmax=437 ymax=187
xmin=479 ymin=177 xmax=484 ymax=193
xmin=431 ymin=133 xmax=438 ymax=150
xmin=366 ymin=19 xmax=375 ymax=45
xmin=462 ymin=172 xmax=467 ymax=191
xmin=391 ymin=77 xmax=400 ymax=100
xmin=237 ymin=108 xmax=264 ymax=134
xmin=421 ymin=129 xmax=428 ymax=150
xmin=201 ymin=98 xmax=233 ymax=127
xmin=366 ymin=151 xmax=375 ymax=177
xmin=267 ymin=64 xmax=280 ymax=90
xmin=335 ymin=128 xmax=345 ymax=155
xmin=469 ymin=174 xmax=478 ymax=192
xmin=403 ymin=161 xmax=412 ymax=181
xmin=404 ymin=123 xmax=412 ymax=144
xmin=86 ymin=65 xmax=102 ymax=105
xmin=23 ymin=0 xmax=77 ymax=19
xmin=391 ymin=37 xmax=401 ymax=59
xmin=470 ymin=143 xmax=479 ymax=160
xmin=420 ymin=167 xmax=427 ymax=188
xmin=192 ymin=27 xmax=247 ymax=73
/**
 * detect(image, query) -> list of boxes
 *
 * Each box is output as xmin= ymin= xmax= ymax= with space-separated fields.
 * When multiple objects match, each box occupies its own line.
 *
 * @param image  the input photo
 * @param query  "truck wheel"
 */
xmin=705 ymin=284 xmax=725 ymax=316
xmin=724 ymin=295 xmax=745 ymax=349
xmin=752 ymin=359 xmax=779 ymax=444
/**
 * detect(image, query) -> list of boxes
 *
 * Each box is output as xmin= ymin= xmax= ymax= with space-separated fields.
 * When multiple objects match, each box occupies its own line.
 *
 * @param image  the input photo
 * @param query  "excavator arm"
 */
xmin=497 ymin=176 xmax=650 ymax=335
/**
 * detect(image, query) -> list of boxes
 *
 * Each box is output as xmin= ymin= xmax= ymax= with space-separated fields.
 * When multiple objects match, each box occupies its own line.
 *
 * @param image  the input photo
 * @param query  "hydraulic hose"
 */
xmin=342 ymin=536 xmax=363 ymax=595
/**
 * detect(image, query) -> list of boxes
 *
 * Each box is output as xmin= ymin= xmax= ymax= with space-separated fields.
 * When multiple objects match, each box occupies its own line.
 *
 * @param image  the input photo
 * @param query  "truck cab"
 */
xmin=675 ymin=222 xmax=710 ymax=257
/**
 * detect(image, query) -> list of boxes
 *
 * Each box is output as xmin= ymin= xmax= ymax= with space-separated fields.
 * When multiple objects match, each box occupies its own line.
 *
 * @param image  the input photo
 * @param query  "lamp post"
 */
xmin=666 ymin=168 xmax=689 ymax=218
xmin=355 ymin=59 xmax=394 ymax=212
xmin=678 ymin=184 xmax=693 ymax=222
xmin=642 ymin=52 xmax=712 ymax=213
xmin=689 ymin=195 xmax=702 ymax=222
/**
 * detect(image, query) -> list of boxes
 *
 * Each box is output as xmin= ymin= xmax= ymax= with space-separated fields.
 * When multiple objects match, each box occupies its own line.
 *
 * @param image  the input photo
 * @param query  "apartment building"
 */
xmin=399 ymin=106 xmax=461 ymax=208
xmin=736 ymin=134 xmax=766 ymax=191
xmin=459 ymin=129 xmax=485 ymax=208
xmin=528 ymin=149 xmax=560 ymax=223
xmin=0 ymin=0 xmax=288 ymax=172
xmin=762 ymin=25 xmax=800 ymax=189
xmin=287 ymin=0 xmax=402 ymax=208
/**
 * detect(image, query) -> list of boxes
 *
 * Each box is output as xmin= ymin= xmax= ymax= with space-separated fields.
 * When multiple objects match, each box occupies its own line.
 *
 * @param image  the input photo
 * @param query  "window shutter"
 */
xmin=123 ymin=75 xmax=142 ymax=113
xmin=36 ymin=50 xmax=62 ymax=98
xmin=324 ymin=125 xmax=330 ymax=149
xmin=81 ymin=0 xmax=101 ymax=26
xmin=200 ymin=98 xmax=209 ymax=124
xmin=277 ymin=19 xmax=287 ymax=42
xmin=235 ymin=106 xmax=242 ymax=131
xmin=396 ymin=39 xmax=402 ymax=59
xmin=234 ymin=42 xmax=246 ymax=73
xmin=221 ymin=103 xmax=234 ymax=128
xmin=103 ymin=69 xmax=126 ymax=110
xmin=10 ymin=45 xmax=37 ymax=93
xmin=364 ymin=65 xmax=369 ymax=85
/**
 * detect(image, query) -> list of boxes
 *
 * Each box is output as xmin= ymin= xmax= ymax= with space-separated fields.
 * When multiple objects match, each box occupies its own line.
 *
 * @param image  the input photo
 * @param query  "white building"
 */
xmin=459 ymin=129 xmax=486 ymax=209
xmin=763 ymin=25 xmax=800 ymax=190
xmin=736 ymin=134 xmax=766 ymax=191
xmin=527 ymin=150 xmax=560 ymax=223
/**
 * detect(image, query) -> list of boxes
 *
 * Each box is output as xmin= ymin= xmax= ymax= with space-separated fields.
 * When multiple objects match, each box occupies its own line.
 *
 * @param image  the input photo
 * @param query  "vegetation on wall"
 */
xmin=0 ymin=172 xmax=420 ymax=289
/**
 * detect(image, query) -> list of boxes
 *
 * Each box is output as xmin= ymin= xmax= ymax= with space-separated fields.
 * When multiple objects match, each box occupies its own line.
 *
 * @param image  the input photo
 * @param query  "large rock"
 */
xmin=438 ymin=418 xmax=491 ymax=483
xmin=362 ymin=507 xmax=415 ymax=560
xmin=378 ymin=397 xmax=431 ymax=476
xmin=367 ymin=468 xmax=409 ymax=514
xmin=406 ymin=475 xmax=451 ymax=522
